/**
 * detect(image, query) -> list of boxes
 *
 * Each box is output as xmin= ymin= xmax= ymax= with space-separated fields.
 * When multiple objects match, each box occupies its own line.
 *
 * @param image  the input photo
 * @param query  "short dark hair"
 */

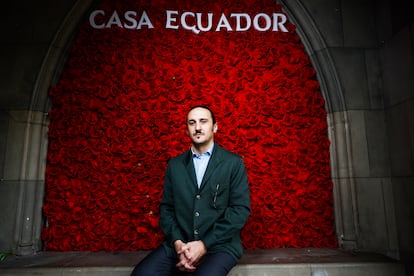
xmin=188 ymin=105 xmax=216 ymax=125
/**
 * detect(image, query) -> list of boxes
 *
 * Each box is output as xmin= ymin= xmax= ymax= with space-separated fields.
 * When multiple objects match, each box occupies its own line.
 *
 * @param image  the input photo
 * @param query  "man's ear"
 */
xmin=213 ymin=123 xmax=218 ymax=133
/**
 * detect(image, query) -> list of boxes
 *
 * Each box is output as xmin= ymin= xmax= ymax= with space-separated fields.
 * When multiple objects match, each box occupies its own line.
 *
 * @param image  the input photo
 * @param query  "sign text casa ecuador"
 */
xmin=89 ymin=10 xmax=289 ymax=34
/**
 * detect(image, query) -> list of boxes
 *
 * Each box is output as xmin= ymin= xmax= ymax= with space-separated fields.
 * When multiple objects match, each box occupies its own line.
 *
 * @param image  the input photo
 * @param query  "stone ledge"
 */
xmin=0 ymin=263 xmax=406 ymax=276
xmin=0 ymin=248 xmax=406 ymax=276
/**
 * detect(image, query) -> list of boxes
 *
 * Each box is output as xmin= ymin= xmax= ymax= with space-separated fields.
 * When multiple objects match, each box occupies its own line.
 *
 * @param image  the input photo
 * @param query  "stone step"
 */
xmin=0 ymin=248 xmax=406 ymax=276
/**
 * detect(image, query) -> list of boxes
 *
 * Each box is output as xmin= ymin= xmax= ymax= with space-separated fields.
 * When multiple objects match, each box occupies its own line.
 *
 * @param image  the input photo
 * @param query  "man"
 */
xmin=131 ymin=105 xmax=251 ymax=276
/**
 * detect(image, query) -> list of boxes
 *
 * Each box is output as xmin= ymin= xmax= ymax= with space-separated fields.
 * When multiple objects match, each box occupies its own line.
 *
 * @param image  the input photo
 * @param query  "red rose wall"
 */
xmin=42 ymin=0 xmax=338 ymax=251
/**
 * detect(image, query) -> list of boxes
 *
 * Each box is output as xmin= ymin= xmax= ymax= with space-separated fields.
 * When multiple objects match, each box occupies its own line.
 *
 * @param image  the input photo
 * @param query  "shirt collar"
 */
xmin=191 ymin=142 xmax=214 ymax=158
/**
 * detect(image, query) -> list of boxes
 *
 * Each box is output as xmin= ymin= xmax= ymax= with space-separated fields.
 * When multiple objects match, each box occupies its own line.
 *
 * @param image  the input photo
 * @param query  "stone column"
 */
xmin=3 ymin=111 xmax=49 ymax=255
xmin=328 ymin=111 xmax=359 ymax=250
xmin=0 ymin=0 xmax=96 ymax=255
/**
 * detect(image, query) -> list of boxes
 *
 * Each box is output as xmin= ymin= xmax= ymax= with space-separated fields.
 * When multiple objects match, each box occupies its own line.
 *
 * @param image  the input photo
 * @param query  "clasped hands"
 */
xmin=174 ymin=240 xmax=207 ymax=272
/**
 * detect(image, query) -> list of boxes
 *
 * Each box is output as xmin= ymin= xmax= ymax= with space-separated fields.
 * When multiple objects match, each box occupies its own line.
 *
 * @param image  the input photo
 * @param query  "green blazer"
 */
xmin=159 ymin=144 xmax=251 ymax=261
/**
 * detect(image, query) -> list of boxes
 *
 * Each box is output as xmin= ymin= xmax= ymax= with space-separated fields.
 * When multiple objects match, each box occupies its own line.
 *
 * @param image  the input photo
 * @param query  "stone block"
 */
xmin=341 ymin=0 xmax=378 ymax=48
xmin=392 ymin=177 xmax=414 ymax=252
xmin=299 ymin=0 xmax=343 ymax=47
xmin=355 ymin=178 xmax=397 ymax=253
xmin=381 ymin=26 xmax=414 ymax=107
xmin=365 ymin=49 xmax=384 ymax=110
xmin=330 ymin=48 xmax=371 ymax=110
xmin=348 ymin=110 xmax=370 ymax=177
xmin=0 ymin=180 xmax=19 ymax=252
xmin=364 ymin=110 xmax=390 ymax=177
xmin=387 ymin=103 xmax=413 ymax=176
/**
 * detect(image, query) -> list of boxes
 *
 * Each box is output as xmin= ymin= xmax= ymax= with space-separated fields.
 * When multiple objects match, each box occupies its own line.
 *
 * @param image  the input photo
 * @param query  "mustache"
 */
xmin=193 ymin=130 xmax=204 ymax=136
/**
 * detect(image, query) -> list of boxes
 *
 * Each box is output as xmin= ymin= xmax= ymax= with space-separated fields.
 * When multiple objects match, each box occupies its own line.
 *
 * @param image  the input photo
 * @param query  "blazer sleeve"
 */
xmin=202 ymin=156 xmax=251 ymax=249
xmin=159 ymin=163 xmax=185 ymax=246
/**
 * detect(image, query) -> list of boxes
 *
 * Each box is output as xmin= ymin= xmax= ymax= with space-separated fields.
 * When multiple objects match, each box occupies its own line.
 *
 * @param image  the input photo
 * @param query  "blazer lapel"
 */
xmin=199 ymin=146 xmax=223 ymax=190
xmin=184 ymin=150 xmax=198 ymax=186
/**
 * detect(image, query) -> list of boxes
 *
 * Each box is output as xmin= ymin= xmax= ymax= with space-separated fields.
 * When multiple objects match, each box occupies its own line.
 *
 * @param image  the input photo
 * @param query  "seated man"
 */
xmin=131 ymin=105 xmax=251 ymax=276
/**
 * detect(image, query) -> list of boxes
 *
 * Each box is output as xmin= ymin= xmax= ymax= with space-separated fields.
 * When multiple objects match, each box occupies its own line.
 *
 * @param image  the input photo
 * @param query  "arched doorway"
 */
xmin=13 ymin=0 xmax=358 ymax=254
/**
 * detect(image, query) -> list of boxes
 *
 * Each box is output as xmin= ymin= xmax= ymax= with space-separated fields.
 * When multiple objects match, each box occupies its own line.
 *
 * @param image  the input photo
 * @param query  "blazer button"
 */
xmin=195 ymin=211 xmax=200 ymax=217
xmin=194 ymin=230 xmax=199 ymax=235
xmin=196 ymin=194 xmax=201 ymax=199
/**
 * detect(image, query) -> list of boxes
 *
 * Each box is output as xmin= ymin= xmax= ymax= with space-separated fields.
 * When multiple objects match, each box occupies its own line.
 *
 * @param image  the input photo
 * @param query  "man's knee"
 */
xmin=131 ymin=246 xmax=176 ymax=275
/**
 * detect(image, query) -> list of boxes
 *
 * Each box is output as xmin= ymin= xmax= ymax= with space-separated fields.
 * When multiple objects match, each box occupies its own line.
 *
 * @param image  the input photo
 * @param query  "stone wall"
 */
xmin=381 ymin=14 xmax=414 ymax=263
xmin=0 ymin=0 xmax=412 ymax=263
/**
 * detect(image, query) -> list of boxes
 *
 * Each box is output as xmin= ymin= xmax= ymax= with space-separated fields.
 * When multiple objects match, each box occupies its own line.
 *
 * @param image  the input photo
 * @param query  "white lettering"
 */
xmin=196 ymin=13 xmax=213 ymax=32
xmin=124 ymin=11 xmax=138 ymax=29
xmin=230 ymin=13 xmax=251 ymax=31
xmin=166 ymin=10 xmax=179 ymax=29
xmin=253 ymin=13 xmax=271 ymax=31
xmin=215 ymin=13 xmax=232 ymax=31
xmin=181 ymin=12 xmax=200 ymax=34
xmin=89 ymin=10 xmax=105 ymax=29
xmin=137 ymin=11 xmax=154 ymax=29
xmin=106 ymin=10 xmax=123 ymax=28
xmin=89 ymin=10 xmax=290 ymax=33
xmin=273 ymin=13 xmax=288 ymax=32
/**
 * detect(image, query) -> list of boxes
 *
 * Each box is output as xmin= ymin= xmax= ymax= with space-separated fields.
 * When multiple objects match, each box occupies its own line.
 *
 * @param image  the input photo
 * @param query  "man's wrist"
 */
xmin=174 ymin=240 xmax=184 ymax=252
xmin=198 ymin=240 xmax=207 ymax=254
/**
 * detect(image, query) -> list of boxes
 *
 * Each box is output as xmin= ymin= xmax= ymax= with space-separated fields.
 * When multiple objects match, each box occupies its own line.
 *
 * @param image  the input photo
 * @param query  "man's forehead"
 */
xmin=187 ymin=108 xmax=211 ymax=120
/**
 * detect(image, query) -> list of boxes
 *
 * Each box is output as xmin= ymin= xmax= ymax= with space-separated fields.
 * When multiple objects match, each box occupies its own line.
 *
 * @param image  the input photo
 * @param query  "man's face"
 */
xmin=186 ymin=107 xmax=217 ymax=147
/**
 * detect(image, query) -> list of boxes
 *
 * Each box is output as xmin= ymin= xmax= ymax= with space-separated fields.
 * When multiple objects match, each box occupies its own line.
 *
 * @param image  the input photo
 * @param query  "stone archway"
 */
xmin=11 ymin=0 xmax=95 ymax=255
xmin=279 ymin=0 xmax=359 ymax=250
xmin=12 ymin=0 xmax=358 ymax=254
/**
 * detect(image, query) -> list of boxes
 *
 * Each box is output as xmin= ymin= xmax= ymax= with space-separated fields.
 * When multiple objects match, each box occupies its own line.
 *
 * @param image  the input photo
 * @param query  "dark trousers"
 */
xmin=130 ymin=246 xmax=238 ymax=276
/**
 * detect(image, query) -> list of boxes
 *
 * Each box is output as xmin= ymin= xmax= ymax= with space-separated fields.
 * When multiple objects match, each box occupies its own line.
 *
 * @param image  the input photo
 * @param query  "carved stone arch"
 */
xmin=13 ymin=0 xmax=95 ymax=255
xmin=280 ymin=0 xmax=359 ymax=250
xmin=15 ymin=0 xmax=359 ymax=255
